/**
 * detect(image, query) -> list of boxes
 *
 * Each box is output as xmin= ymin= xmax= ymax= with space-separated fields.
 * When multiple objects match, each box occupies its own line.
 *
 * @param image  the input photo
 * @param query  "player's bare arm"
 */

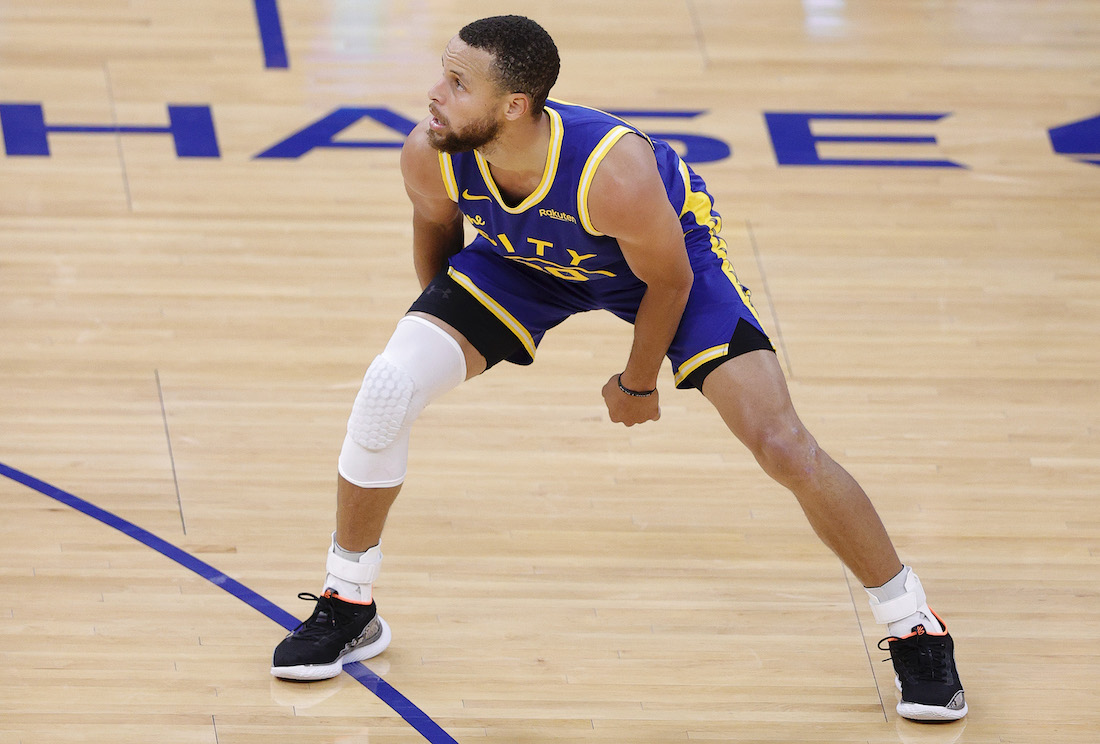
xmin=401 ymin=120 xmax=466 ymax=289
xmin=588 ymin=133 xmax=694 ymax=426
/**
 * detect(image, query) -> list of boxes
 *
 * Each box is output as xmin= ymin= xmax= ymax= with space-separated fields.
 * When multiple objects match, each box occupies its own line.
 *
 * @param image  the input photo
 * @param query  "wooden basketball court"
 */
xmin=2 ymin=1 xmax=1098 ymax=742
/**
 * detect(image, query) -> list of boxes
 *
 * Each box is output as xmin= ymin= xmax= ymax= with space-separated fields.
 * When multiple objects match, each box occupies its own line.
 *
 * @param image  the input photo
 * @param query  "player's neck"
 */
xmin=479 ymin=110 xmax=550 ymax=182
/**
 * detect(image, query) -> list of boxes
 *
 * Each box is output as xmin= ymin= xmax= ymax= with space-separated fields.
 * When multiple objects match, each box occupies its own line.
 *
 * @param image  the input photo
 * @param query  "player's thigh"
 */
xmin=700 ymin=349 xmax=805 ymax=453
xmin=665 ymin=260 xmax=774 ymax=390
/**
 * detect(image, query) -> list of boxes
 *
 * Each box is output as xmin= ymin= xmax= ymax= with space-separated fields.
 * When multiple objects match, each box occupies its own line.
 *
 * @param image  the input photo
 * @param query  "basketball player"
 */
xmin=271 ymin=15 xmax=966 ymax=722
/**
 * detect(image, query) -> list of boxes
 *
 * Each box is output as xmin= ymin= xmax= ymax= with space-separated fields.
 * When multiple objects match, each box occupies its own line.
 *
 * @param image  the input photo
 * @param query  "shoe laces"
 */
xmin=291 ymin=591 xmax=344 ymax=639
xmin=878 ymin=631 xmax=951 ymax=683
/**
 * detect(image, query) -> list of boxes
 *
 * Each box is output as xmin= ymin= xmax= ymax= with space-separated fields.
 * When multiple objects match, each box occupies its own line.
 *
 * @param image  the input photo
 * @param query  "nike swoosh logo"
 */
xmin=462 ymin=189 xmax=492 ymax=201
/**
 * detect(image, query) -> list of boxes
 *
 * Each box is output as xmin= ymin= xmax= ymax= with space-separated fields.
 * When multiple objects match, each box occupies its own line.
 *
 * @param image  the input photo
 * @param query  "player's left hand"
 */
xmin=602 ymin=373 xmax=661 ymax=426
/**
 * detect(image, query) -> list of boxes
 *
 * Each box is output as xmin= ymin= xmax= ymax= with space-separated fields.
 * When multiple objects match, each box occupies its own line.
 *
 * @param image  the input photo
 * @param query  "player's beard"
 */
xmin=427 ymin=110 xmax=503 ymax=154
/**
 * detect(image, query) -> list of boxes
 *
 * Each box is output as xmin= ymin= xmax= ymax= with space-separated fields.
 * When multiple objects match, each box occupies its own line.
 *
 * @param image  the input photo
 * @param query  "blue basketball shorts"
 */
xmin=408 ymin=240 xmax=774 ymax=390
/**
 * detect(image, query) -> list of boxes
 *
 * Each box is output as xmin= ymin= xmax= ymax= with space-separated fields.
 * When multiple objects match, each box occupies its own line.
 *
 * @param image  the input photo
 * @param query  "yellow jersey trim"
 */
xmin=438 ymin=152 xmax=459 ymax=202
xmin=546 ymin=99 xmax=655 ymax=148
xmin=472 ymin=107 xmax=563 ymax=214
xmin=681 ymin=185 xmax=767 ymax=333
xmin=447 ymin=267 xmax=536 ymax=358
xmin=577 ymin=125 xmax=634 ymax=237
xmin=673 ymin=344 xmax=731 ymax=387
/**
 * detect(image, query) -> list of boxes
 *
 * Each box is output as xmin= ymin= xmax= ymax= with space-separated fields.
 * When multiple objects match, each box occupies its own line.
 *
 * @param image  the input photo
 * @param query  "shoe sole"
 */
xmin=270 ymin=617 xmax=391 ymax=681
xmin=894 ymin=676 xmax=967 ymax=721
xmin=897 ymin=701 xmax=968 ymax=721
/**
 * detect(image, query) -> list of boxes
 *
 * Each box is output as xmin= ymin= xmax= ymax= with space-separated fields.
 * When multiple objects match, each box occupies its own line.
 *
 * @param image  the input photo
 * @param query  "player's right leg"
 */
xmin=271 ymin=312 xmax=476 ymax=680
xmin=272 ymin=264 xmax=539 ymax=681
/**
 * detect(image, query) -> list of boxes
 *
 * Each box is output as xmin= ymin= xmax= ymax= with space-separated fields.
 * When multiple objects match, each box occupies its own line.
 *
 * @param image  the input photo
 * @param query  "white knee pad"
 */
xmin=338 ymin=316 xmax=466 ymax=488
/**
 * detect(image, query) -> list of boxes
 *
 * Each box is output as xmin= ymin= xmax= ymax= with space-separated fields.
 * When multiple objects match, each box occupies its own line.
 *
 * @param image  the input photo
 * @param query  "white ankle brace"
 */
xmin=324 ymin=534 xmax=382 ymax=602
xmin=866 ymin=567 xmax=942 ymax=635
xmin=866 ymin=567 xmax=925 ymax=625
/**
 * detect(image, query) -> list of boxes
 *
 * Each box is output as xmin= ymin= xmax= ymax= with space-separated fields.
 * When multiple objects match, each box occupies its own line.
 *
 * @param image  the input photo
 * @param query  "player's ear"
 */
xmin=504 ymin=92 xmax=531 ymax=121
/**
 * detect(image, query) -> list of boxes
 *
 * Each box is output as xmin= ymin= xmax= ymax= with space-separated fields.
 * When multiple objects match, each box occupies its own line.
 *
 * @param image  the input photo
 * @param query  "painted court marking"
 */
xmin=252 ymin=0 xmax=289 ymax=69
xmin=0 ymin=460 xmax=457 ymax=744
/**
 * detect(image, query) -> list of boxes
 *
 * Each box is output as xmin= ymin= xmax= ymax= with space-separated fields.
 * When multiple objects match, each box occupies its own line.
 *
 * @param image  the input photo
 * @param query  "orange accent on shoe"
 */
xmin=896 ymin=607 xmax=950 ymax=640
xmin=926 ymin=607 xmax=950 ymax=636
xmin=322 ymin=589 xmax=375 ymax=607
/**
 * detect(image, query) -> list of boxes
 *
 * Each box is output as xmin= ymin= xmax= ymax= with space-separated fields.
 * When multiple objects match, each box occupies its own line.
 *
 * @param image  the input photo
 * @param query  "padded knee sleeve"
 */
xmin=338 ymin=316 xmax=466 ymax=488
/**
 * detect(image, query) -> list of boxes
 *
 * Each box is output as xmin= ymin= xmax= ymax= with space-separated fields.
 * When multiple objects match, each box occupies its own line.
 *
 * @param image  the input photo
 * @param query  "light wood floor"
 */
xmin=2 ymin=1 xmax=1098 ymax=743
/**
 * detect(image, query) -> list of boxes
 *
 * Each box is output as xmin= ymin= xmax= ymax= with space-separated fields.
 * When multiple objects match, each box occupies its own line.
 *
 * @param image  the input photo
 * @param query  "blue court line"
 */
xmin=0 ymin=460 xmax=457 ymax=744
xmin=252 ymin=0 xmax=289 ymax=69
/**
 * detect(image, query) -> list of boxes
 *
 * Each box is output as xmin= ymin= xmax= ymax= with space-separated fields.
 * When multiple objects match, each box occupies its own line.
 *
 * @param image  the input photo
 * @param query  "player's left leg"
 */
xmin=700 ymin=350 xmax=966 ymax=721
xmin=702 ymin=349 xmax=901 ymax=584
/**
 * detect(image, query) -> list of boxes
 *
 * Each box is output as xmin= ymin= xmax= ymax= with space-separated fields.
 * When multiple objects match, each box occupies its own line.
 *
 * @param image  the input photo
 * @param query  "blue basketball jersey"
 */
xmin=434 ymin=99 xmax=770 ymax=388
xmin=437 ymin=99 xmax=732 ymax=288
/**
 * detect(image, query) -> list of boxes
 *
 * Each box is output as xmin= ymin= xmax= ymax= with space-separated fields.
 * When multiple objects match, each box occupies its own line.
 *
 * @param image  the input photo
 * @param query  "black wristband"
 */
xmin=617 ymin=374 xmax=656 ymax=397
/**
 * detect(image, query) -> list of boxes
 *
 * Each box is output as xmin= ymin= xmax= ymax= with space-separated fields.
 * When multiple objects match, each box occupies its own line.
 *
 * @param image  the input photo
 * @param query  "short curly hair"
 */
xmin=459 ymin=16 xmax=560 ymax=116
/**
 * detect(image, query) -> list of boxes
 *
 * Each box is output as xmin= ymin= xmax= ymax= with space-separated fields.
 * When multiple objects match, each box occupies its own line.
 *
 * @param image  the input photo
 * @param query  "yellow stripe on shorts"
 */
xmin=447 ymin=267 xmax=537 ymax=359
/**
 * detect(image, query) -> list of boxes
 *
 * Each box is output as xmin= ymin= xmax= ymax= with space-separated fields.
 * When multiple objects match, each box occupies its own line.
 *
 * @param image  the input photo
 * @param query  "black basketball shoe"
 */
xmin=271 ymin=590 xmax=391 ymax=680
xmin=878 ymin=611 xmax=967 ymax=721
